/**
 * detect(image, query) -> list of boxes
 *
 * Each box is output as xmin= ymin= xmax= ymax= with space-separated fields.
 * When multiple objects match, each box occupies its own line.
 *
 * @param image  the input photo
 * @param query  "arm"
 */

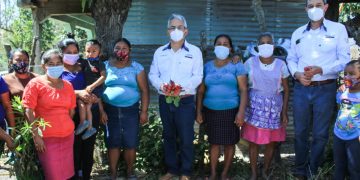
xmin=137 ymin=70 xmax=149 ymax=125
xmin=98 ymin=99 xmax=108 ymax=124
xmin=86 ymin=71 xmax=106 ymax=93
xmin=281 ymin=78 xmax=290 ymax=127
xmin=196 ymin=82 xmax=206 ymax=124
xmin=25 ymin=108 xmax=45 ymax=153
xmin=322 ymin=25 xmax=350 ymax=76
xmin=0 ymin=128 xmax=14 ymax=151
xmin=1 ymin=92 xmax=15 ymax=127
xmin=181 ymin=49 xmax=204 ymax=93
xmin=148 ymin=50 xmax=165 ymax=91
xmin=235 ymin=76 xmax=248 ymax=127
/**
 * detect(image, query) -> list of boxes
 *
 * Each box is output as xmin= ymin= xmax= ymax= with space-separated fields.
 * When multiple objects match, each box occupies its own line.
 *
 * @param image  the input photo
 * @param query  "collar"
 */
xmin=303 ymin=19 xmax=328 ymax=33
xmin=162 ymin=40 xmax=189 ymax=52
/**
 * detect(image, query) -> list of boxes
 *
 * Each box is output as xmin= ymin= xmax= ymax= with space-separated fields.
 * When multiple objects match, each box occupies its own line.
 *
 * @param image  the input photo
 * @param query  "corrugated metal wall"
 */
xmin=124 ymin=0 xmax=311 ymax=138
xmin=123 ymin=0 xmax=309 ymax=46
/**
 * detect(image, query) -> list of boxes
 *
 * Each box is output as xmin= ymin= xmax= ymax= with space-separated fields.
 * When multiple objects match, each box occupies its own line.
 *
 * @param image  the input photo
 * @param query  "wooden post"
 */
xmin=31 ymin=7 xmax=46 ymax=73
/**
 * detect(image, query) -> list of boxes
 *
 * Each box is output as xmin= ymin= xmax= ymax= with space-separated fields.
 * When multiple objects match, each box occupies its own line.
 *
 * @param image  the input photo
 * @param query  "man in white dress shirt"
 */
xmin=286 ymin=0 xmax=350 ymax=178
xmin=148 ymin=14 xmax=203 ymax=180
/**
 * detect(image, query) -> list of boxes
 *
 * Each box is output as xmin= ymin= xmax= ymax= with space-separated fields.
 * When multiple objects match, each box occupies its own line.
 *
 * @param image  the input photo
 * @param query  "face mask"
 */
xmin=114 ymin=51 xmax=129 ymax=61
xmin=46 ymin=65 xmax=64 ymax=79
xmin=63 ymin=54 xmax=79 ymax=65
xmin=214 ymin=46 xmax=230 ymax=60
xmin=12 ymin=62 xmax=29 ymax=74
xmin=87 ymin=57 xmax=99 ymax=61
xmin=307 ymin=7 xmax=324 ymax=22
xmin=344 ymin=75 xmax=359 ymax=88
xmin=258 ymin=44 xmax=274 ymax=58
xmin=170 ymin=29 xmax=184 ymax=42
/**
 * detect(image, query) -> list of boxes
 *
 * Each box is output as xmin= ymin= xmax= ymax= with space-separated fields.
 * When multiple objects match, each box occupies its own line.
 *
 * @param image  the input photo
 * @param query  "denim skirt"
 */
xmin=104 ymin=102 xmax=140 ymax=149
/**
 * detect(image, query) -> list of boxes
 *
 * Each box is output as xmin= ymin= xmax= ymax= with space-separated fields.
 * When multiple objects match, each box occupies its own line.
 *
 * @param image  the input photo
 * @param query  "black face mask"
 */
xmin=12 ymin=62 xmax=29 ymax=74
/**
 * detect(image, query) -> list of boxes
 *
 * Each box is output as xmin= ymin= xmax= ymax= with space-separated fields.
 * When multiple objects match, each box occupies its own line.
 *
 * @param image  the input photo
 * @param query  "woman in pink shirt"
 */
xmin=22 ymin=49 xmax=76 ymax=180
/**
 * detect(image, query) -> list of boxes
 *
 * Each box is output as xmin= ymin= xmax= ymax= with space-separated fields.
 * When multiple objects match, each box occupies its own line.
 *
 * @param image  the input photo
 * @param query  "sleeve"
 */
xmin=243 ymin=57 xmax=251 ymax=74
xmin=336 ymin=91 xmax=342 ymax=104
xmin=281 ymin=61 xmax=290 ymax=78
xmin=148 ymin=49 xmax=164 ymax=91
xmin=286 ymin=31 xmax=300 ymax=77
xmin=22 ymin=80 xmax=38 ymax=109
xmin=0 ymin=77 xmax=9 ymax=94
xmin=321 ymin=24 xmax=350 ymax=75
xmin=134 ymin=61 xmax=144 ymax=74
xmin=236 ymin=62 xmax=247 ymax=76
xmin=181 ymin=48 xmax=204 ymax=93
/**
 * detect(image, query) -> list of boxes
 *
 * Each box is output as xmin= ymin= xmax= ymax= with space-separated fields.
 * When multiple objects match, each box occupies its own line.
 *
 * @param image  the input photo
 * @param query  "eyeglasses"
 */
xmin=168 ymin=25 xmax=186 ymax=31
xmin=13 ymin=58 xmax=29 ymax=63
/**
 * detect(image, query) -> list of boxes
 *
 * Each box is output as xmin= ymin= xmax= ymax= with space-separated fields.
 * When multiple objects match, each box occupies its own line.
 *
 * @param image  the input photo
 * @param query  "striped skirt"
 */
xmin=204 ymin=107 xmax=240 ymax=145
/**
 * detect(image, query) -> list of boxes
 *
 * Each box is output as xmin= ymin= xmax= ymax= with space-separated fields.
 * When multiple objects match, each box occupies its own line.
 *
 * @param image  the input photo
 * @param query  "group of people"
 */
xmin=0 ymin=0 xmax=358 ymax=179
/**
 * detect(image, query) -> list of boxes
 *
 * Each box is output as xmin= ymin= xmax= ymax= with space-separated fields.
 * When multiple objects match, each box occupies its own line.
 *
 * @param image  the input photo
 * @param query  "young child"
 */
xmin=333 ymin=60 xmax=360 ymax=179
xmin=241 ymin=32 xmax=289 ymax=180
xmin=75 ymin=40 xmax=106 ymax=140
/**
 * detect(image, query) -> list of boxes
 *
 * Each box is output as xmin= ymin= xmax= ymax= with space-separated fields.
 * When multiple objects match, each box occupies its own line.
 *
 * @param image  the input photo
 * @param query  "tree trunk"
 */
xmin=251 ymin=0 xmax=267 ymax=32
xmin=90 ymin=0 xmax=132 ymax=59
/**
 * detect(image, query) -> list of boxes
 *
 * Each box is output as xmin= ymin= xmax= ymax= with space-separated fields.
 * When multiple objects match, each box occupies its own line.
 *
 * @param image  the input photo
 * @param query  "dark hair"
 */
xmin=257 ymin=32 xmax=274 ymax=44
xmin=114 ymin=38 xmax=131 ymax=49
xmin=57 ymin=33 xmax=79 ymax=53
xmin=346 ymin=60 xmax=358 ymax=67
xmin=41 ymin=49 xmax=63 ymax=64
xmin=214 ymin=34 xmax=235 ymax=53
xmin=305 ymin=0 xmax=327 ymax=6
xmin=86 ymin=39 xmax=102 ymax=49
xmin=9 ymin=49 xmax=30 ymax=60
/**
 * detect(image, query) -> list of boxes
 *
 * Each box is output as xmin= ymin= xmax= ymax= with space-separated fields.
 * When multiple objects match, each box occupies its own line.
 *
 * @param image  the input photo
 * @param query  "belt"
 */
xmin=308 ymin=79 xmax=336 ymax=86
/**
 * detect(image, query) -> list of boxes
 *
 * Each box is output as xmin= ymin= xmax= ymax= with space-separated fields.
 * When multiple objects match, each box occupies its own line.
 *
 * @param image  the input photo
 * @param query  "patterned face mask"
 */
xmin=344 ymin=75 xmax=359 ymax=88
xmin=12 ymin=62 xmax=29 ymax=74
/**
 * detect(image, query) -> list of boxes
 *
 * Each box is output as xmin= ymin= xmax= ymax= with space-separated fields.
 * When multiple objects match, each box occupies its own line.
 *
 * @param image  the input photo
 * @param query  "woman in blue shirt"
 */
xmin=102 ymin=38 xmax=149 ymax=179
xmin=196 ymin=34 xmax=247 ymax=180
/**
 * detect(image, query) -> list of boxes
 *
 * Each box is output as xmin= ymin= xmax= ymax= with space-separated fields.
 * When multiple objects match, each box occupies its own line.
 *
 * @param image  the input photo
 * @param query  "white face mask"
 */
xmin=63 ymin=54 xmax=79 ymax=65
xmin=214 ymin=46 xmax=230 ymax=60
xmin=170 ymin=29 xmax=184 ymax=42
xmin=258 ymin=44 xmax=274 ymax=58
xmin=307 ymin=7 xmax=324 ymax=22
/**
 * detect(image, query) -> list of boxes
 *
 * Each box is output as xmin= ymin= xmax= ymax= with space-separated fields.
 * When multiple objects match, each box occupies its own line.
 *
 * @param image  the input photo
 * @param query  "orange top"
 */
xmin=22 ymin=77 xmax=76 ymax=138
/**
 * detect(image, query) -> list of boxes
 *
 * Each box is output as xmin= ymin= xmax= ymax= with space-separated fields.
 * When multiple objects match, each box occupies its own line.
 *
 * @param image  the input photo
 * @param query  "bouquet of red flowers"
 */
xmin=163 ymin=80 xmax=182 ymax=107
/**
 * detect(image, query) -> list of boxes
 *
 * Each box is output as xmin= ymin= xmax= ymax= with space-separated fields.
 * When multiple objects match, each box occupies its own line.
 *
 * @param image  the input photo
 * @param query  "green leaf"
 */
xmin=165 ymin=96 xmax=173 ymax=103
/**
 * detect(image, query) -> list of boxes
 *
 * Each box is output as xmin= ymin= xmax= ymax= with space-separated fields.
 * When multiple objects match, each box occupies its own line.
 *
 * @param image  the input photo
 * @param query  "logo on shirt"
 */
xmin=185 ymin=54 xmax=193 ymax=59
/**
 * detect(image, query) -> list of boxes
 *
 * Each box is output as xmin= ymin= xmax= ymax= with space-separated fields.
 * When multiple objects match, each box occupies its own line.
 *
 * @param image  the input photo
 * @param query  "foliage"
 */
xmin=339 ymin=3 xmax=360 ymax=22
xmin=6 ymin=96 xmax=50 ymax=180
xmin=74 ymin=28 xmax=88 ymax=52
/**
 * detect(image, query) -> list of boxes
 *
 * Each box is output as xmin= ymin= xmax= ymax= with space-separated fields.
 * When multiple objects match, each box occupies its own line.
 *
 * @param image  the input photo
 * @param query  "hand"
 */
xmin=281 ymin=113 xmax=289 ymax=127
xmin=232 ymin=55 xmax=241 ymax=64
xmin=85 ymin=86 xmax=93 ymax=93
xmin=234 ymin=112 xmax=245 ymax=127
xmin=90 ymin=94 xmax=99 ymax=103
xmin=303 ymin=66 xmax=323 ymax=78
xmin=33 ymin=135 xmax=46 ymax=153
xmin=295 ymin=72 xmax=311 ymax=86
xmin=78 ymin=90 xmax=92 ymax=103
xmin=140 ymin=111 xmax=148 ymax=125
xmin=100 ymin=111 xmax=108 ymax=124
xmin=4 ymin=135 xmax=15 ymax=151
xmin=196 ymin=112 xmax=204 ymax=124
xmin=338 ymin=84 xmax=346 ymax=92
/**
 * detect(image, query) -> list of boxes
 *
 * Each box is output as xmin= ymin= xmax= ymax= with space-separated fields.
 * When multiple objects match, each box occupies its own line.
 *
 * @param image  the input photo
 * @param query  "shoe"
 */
xmin=81 ymin=127 xmax=97 ymax=140
xmin=159 ymin=172 xmax=177 ymax=180
xmin=75 ymin=120 xmax=90 ymax=135
xmin=180 ymin=175 xmax=191 ymax=180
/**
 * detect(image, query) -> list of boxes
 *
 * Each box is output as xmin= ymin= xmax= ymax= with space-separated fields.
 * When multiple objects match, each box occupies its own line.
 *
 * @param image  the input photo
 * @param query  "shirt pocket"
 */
xmin=319 ymin=36 xmax=337 ymax=53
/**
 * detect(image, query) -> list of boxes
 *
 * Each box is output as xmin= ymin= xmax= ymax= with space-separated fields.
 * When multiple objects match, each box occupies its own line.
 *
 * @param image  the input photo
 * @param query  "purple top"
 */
xmin=61 ymin=71 xmax=86 ymax=90
xmin=0 ymin=77 xmax=9 ymax=128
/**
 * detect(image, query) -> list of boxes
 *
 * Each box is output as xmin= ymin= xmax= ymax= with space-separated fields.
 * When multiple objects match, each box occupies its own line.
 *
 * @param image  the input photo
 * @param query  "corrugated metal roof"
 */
xmin=123 ymin=0 xmax=309 ymax=47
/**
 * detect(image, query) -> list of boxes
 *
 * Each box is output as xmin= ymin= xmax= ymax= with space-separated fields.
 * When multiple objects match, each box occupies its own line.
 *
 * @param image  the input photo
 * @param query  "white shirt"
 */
xmin=287 ymin=19 xmax=350 ymax=81
xmin=149 ymin=40 xmax=203 ymax=95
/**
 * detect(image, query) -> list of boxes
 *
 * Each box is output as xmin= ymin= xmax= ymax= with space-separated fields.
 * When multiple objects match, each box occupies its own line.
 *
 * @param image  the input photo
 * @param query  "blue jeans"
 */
xmin=293 ymin=81 xmax=336 ymax=176
xmin=159 ymin=95 xmax=195 ymax=176
xmin=333 ymin=135 xmax=360 ymax=180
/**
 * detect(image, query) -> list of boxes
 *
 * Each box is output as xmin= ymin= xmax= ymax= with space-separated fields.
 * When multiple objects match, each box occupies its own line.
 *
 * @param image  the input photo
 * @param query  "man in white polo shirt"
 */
xmin=287 ymin=0 xmax=350 ymax=179
xmin=149 ymin=14 xmax=203 ymax=180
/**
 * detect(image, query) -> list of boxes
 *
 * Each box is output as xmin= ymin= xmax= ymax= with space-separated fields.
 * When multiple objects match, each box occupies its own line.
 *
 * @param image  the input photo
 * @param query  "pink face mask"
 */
xmin=63 ymin=54 xmax=79 ymax=65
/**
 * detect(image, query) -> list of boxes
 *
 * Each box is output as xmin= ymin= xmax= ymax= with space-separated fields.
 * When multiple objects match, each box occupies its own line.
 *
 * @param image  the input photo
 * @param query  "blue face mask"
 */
xmin=46 ymin=65 xmax=64 ymax=79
